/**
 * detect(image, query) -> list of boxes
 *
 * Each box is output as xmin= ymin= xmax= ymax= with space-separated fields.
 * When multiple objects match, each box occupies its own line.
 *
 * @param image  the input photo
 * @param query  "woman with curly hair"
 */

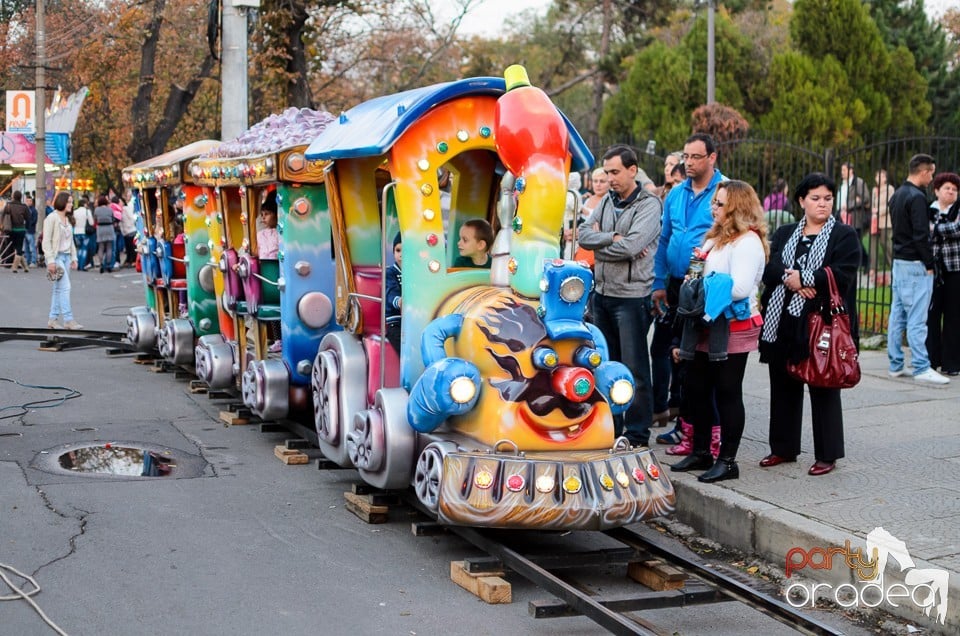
xmin=670 ymin=180 xmax=769 ymax=483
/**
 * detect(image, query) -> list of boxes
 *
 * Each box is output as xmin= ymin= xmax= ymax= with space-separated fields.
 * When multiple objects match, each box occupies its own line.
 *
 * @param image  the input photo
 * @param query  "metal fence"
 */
xmin=596 ymin=132 xmax=960 ymax=337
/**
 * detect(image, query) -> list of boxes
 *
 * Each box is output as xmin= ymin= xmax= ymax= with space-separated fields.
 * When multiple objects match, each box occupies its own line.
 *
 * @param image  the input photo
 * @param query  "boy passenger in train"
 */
xmin=385 ymin=232 xmax=403 ymax=354
xmin=454 ymin=218 xmax=493 ymax=268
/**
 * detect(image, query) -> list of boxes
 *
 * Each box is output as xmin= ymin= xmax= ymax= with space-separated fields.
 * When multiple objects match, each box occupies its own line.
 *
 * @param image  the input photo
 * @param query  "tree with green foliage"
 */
xmin=868 ymin=0 xmax=960 ymax=131
xmin=756 ymin=51 xmax=867 ymax=145
xmin=791 ymin=0 xmax=929 ymax=135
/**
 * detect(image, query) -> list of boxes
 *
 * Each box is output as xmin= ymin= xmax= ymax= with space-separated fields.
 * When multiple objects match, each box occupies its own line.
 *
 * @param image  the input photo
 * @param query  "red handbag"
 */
xmin=786 ymin=266 xmax=861 ymax=389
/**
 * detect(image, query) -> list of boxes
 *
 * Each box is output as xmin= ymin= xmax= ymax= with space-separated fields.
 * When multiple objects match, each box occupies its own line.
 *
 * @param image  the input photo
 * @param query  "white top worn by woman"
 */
xmin=703 ymin=231 xmax=765 ymax=317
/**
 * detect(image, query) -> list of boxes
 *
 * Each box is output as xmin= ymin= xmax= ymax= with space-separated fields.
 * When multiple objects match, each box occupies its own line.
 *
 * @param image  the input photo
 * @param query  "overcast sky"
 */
xmin=448 ymin=0 xmax=954 ymax=37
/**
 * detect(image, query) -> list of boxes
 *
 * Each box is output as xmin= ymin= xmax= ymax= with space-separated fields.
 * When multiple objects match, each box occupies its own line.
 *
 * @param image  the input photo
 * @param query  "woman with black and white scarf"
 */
xmin=758 ymin=173 xmax=861 ymax=477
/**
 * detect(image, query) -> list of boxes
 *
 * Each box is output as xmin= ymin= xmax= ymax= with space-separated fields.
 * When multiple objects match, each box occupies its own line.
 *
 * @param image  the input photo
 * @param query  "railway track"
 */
xmin=446 ymin=522 xmax=846 ymax=636
xmin=0 ymin=326 xmax=136 ymax=353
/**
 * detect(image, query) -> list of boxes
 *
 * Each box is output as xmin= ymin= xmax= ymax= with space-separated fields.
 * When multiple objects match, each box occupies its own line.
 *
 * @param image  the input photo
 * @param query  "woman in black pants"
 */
xmin=669 ymin=180 xmax=769 ymax=482
xmin=758 ymin=173 xmax=861 ymax=476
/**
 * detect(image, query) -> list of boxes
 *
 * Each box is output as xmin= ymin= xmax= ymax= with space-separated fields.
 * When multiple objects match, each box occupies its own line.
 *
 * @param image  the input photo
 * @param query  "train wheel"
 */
xmin=350 ymin=388 xmax=416 ymax=491
xmin=126 ymin=307 xmax=156 ymax=352
xmin=195 ymin=334 xmax=234 ymax=389
xmin=242 ymin=359 xmax=289 ymax=420
xmin=311 ymin=332 xmax=366 ymax=468
xmin=312 ymin=350 xmax=340 ymax=444
xmin=158 ymin=318 xmax=194 ymax=365
xmin=413 ymin=442 xmax=456 ymax=514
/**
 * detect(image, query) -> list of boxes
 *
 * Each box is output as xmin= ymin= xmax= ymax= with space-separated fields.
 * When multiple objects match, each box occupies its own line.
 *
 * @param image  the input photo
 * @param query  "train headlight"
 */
xmin=559 ymin=276 xmax=586 ymax=303
xmin=449 ymin=376 xmax=477 ymax=404
xmin=532 ymin=347 xmax=559 ymax=370
xmin=610 ymin=379 xmax=634 ymax=405
xmin=574 ymin=346 xmax=602 ymax=369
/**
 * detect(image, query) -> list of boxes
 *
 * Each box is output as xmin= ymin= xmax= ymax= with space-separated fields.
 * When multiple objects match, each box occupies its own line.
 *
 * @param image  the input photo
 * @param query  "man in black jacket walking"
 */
xmin=886 ymin=153 xmax=949 ymax=385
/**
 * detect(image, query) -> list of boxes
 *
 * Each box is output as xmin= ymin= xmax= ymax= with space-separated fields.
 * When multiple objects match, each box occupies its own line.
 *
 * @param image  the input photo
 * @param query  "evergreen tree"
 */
xmin=867 ymin=0 xmax=960 ymax=131
xmin=792 ymin=0 xmax=929 ymax=135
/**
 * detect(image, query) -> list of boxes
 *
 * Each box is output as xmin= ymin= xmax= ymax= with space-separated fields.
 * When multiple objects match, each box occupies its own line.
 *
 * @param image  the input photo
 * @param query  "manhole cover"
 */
xmin=32 ymin=442 xmax=206 ymax=479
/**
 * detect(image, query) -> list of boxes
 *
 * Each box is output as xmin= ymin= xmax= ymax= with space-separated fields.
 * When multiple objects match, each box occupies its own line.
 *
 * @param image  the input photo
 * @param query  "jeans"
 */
xmin=48 ymin=252 xmax=74 ymax=322
xmin=74 ymin=235 xmax=88 ymax=269
xmin=591 ymin=293 xmax=653 ymax=446
xmin=85 ymin=234 xmax=97 ymax=269
xmin=887 ymin=259 xmax=934 ymax=374
xmin=98 ymin=239 xmax=115 ymax=272
xmin=23 ymin=232 xmax=37 ymax=265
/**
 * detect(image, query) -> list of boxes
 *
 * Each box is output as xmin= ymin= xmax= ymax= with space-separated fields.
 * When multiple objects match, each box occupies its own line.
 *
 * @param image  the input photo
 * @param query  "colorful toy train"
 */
xmin=122 ymin=65 xmax=676 ymax=530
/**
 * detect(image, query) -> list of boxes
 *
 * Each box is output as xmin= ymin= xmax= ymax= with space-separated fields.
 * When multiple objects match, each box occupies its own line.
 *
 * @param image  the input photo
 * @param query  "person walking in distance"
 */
xmin=23 ymin=194 xmax=38 ymax=268
xmin=887 ymin=154 xmax=948 ymax=385
xmin=651 ymin=133 xmax=726 ymax=448
xmin=578 ymin=144 xmax=662 ymax=447
xmin=42 ymin=191 xmax=83 ymax=330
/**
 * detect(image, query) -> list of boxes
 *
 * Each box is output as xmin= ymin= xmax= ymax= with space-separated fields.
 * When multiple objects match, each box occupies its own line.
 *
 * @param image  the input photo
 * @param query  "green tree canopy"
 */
xmin=791 ymin=0 xmax=928 ymax=134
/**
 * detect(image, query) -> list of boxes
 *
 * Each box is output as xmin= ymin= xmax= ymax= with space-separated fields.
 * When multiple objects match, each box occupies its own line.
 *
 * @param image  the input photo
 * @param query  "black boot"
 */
xmin=698 ymin=457 xmax=739 ymax=483
xmin=671 ymin=451 xmax=714 ymax=472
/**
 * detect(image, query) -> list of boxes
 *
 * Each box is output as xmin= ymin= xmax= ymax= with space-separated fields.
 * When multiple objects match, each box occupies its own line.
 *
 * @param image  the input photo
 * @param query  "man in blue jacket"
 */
xmin=651 ymin=133 xmax=726 ymax=444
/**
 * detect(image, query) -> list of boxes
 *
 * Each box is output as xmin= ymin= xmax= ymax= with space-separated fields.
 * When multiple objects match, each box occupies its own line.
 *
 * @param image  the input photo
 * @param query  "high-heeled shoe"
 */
xmin=759 ymin=454 xmax=796 ymax=468
xmin=698 ymin=457 xmax=739 ymax=483
xmin=808 ymin=461 xmax=835 ymax=476
xmin=670 ymin=451 xmax=714 ymax=472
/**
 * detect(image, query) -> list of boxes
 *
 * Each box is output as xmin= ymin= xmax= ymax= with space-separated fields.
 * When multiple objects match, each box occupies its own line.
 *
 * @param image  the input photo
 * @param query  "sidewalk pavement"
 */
xmin=667 ymin=345 xmax=959 ymax=634
xmin=1 ymin=267 xmax=956 ymax=633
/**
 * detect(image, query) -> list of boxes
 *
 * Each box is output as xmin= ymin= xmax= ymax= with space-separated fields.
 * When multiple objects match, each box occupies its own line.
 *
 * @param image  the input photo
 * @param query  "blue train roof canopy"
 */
xmin=304 ymin=77 xmax=594 ymax=172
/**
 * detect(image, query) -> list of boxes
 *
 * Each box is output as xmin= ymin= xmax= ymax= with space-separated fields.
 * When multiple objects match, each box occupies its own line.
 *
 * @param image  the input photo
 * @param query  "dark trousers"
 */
xmin=650 ymin=278 xmax=682 ymax=414
xmin=591 ymin=293 xmax=653 ymax=446
xmin=684 ymin=351 xmax=748 ymax=459
xmin=767 ymin=357 xmax=845 ymax=462
xmin=926 ymin=270 xmax=960 ymax=373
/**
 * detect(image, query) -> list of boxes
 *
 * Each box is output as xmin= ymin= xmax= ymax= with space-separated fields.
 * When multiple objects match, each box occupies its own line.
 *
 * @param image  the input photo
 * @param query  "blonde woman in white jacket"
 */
xmin=41 ymin=191 xmax=82 ymax=329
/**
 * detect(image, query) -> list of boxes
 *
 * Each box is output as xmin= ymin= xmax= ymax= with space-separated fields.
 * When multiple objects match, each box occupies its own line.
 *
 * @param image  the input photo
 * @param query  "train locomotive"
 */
xmin=300 ymin=65 xmax=675 ymax=530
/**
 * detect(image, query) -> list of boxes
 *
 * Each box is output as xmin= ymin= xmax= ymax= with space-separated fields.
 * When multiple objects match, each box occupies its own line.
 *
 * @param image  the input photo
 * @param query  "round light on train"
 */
xmin=646 ymin=464 xmax=661 ymax=479
xmin=449 ymin=376 xmax=477 ymax=404
xmin=293 ymin=197 xmax=311 ymax=217
xmin=428 ymin=260 xmax=441 ymax=273
xmin=559 ymin=276 xmax=586 ymax=303
xmin=417 ymin=159 xmax=430 ymax=171
xmin=562 ymin=474 xmax=582 ymax=494
xmin=632 ymin=467 xmax=645 ymax=483
xmin=422 ymin=208 xmax=435 ymax=221
xmin=535 ymin=474 xmax=555 ymax=493
xmin=599 ymin=473 xmax=614 ymax=491
xmin=539 ymin=278 xmax=549 ymax=293
xmin=474 ymin=469 xmax=494 ymax=490
xmin=507 ymin=258 xmax=517 ymax=274
xmin=505 ymin=474 xmax=525 ymax=492
xmin=456 ymin=129 xmax=469 ymax=142
xmin=285 ymin=153 xmax=305 ymax=172
xmin=420 ymin=183 xmax=434 ymax=196
xmin=426 ymin=233 xmax=438 ymax=247
xmin=436 ymin=141 xmax=448 ymax=154
xmin=610 ymin=379 xmax=634 ymax=405
xmin=479 ymin=126 xmax=491 ymax=138
xmin=616 ymin=470 xmax=631 ymax=489
xmin=198 ymin=318 xmax=212 ymax=331
xmin=298 ymin=292 xmax=333 ymax=329
xmin=532 ymin=347 xmax=559 ymax=370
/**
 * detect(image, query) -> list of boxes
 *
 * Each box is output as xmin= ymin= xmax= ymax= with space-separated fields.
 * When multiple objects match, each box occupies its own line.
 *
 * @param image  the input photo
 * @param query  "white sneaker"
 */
xmin=914 ymin=368 xmax=950 ymax=385
xmin=888 ymin=369 xmax=906 ymax=378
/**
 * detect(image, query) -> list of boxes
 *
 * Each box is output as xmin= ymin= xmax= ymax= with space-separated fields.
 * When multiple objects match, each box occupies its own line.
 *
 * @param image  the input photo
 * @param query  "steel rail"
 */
xmin=0 ymin=327 xmax=135 ymax=351
xmin=450 ymin=526 xmax=658 ymax=636
xmin=605 ymin=525 xmax=845 ymax=636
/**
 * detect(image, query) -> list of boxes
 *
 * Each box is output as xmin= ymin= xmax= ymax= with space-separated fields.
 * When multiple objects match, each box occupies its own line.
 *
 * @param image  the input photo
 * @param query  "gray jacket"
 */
xmin=578 ymin=186 xmax=661 ymax=298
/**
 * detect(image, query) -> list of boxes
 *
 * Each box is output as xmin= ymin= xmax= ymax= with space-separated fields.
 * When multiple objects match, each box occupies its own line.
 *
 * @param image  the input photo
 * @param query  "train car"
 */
xmin=303 ymin=65 xmax=675 ymax=530
xmin=188 ymin=109 xmax=338 ymax=420
xmin=122 ymin=140 xmax=222 ymax=355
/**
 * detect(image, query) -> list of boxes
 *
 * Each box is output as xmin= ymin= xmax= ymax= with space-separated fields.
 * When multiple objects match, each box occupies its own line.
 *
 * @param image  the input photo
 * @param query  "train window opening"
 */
xmin=440 ymin=150 xmax=499 ymax=272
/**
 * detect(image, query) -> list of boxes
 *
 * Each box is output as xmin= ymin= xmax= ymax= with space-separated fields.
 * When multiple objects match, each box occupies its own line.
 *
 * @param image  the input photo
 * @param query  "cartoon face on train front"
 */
xmin=446 ymin=289 xmax=616 ymax=451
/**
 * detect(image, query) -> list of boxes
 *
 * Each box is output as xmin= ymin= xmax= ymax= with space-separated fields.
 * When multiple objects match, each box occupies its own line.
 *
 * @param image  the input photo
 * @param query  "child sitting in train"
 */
xmin=385 ymin=232 xmax=403 ymax=354
xmin=257 ymin=191 xmax=279 ymax=259
xmin=453 ymin=218 xmax=493 ymax=268
xmin=257 ymin=191 xmax=282 ymax=353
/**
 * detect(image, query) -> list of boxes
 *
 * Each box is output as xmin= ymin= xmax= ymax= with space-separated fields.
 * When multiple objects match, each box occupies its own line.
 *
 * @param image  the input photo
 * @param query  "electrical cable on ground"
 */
xmin=0 ymin=562 xmax=69 ymax=635
xmin=0 ymin=378 xmax=82 ymax=420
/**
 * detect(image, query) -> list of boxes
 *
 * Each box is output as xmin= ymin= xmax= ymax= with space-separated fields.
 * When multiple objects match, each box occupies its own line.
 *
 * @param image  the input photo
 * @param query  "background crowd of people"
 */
xmin=566 ymin=137 xmax=958 ymax=481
